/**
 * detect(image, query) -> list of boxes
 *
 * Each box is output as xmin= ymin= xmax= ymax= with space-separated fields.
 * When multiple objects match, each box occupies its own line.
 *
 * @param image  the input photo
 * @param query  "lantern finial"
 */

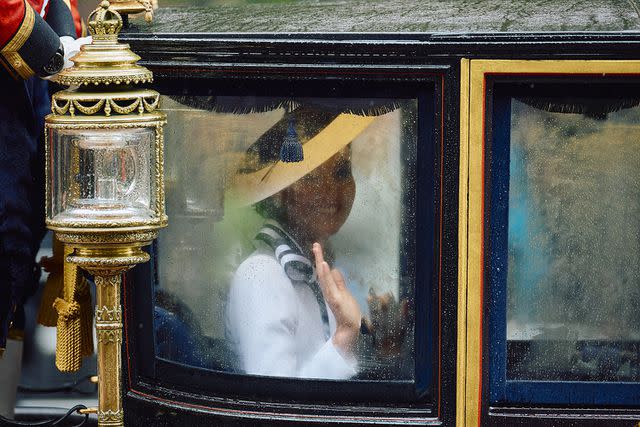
xmin=54 ymin=0 xmax=152 ymax=88
xmin=87 ymin=1 xmax=123 ymax=41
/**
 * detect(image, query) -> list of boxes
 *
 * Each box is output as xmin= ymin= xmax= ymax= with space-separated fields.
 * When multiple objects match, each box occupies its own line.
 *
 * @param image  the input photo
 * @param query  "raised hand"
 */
xmin=312 ymin=242 xmax=361 ymax=357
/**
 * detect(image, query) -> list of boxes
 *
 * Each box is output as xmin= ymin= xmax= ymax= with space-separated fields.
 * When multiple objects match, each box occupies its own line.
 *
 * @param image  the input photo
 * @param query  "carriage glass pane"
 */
xmin=154 ymin=96 xmax=417 ymax=382
xmin=507 ymin=98 xmax=640 ymax=382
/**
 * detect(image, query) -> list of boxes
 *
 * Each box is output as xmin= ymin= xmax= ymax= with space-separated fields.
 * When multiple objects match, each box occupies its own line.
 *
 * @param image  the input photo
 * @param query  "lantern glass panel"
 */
xmin=49 ymin=127 xmax=156 ymax=225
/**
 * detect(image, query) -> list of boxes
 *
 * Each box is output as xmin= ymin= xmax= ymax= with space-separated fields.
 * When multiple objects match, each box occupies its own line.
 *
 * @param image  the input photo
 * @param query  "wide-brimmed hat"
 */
xmin=226 ymin=107 xmax=376 ymax=207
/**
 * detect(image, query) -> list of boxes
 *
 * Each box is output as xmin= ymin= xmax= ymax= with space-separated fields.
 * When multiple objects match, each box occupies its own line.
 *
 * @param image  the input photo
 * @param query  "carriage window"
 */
xmin=488 ymin=83 xmax=640 ymax=405
xmin=506 ymin=99 xmax=640 ymax=383
xmin=153 ymin=96 xmax=418 ymax=383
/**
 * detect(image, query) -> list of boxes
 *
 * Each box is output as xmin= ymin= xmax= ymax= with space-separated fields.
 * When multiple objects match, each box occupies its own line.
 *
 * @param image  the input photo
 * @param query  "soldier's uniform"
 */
xmin=0 ymin=0 xmax=83 ymax=354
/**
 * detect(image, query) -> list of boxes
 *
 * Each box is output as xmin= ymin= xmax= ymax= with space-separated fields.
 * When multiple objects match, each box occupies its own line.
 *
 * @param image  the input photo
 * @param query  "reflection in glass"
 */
xmin=507 ymin=99 xmax=640 ymax=382
xmin=154 ymin=97 xmax=417 ymax=381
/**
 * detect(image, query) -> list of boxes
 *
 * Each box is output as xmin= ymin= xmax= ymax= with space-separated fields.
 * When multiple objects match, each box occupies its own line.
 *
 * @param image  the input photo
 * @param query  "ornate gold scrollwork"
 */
xmin=143 ymin=95 xmax=159 ymax=111
xmin=95 ymin=276 xmax=121 ymax=287
xmin=96 ymin=329 xmax=122 ymax=344
xmin=98 ymin=409 xmax=124 ymax=423
xmin=52 ymin=93 xmax=160 ymax=117
xmin=51 ymin=98 xmax=70 ymax=115
xmin=95 ymin=306 xmax=122 ymax=322
xmin=73 ymin=99 xmax=106 ymax=115
xmin=54 ymin=230 xmax=160 ymax=245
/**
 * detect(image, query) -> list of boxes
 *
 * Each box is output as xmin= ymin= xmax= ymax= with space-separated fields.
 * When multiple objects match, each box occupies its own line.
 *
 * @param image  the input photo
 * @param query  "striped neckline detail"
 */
xmin=254 ymin=221 xmax=330 ymax=340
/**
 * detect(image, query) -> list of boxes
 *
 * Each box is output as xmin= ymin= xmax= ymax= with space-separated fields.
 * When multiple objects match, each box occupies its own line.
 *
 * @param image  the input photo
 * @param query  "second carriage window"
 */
xmin=489 ymin=82 xmax=640 ymax=405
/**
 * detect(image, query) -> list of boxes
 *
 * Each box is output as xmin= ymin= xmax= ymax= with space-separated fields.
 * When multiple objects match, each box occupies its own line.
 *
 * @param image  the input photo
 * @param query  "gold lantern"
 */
xmin=44 ymin=2 xmax=166 ymax=426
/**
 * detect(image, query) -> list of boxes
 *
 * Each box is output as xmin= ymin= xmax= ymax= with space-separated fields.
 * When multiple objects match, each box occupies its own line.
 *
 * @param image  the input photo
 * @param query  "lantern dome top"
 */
xmin=55 ymin=1 xmax=153 ymax=87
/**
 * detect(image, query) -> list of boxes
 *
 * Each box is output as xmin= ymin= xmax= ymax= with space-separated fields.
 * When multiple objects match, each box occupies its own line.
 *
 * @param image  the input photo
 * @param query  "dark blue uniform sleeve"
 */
xmin=0 ymin=0 xmax=78 ymax=80
xmin=0 ymin=0 xmax=76 ymax=352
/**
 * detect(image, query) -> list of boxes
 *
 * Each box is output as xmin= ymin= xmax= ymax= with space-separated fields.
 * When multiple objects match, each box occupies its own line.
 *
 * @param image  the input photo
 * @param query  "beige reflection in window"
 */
xmin=155 ymin=97 xmax=416 ymax=381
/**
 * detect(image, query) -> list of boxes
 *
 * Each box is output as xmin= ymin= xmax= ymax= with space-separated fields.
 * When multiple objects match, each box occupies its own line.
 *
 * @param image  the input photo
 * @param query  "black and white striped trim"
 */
xmin=254 ymin=221 xmax=330 ymax=340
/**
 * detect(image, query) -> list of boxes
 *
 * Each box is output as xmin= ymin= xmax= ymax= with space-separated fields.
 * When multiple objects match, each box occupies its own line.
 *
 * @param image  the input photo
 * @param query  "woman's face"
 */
xmin=282 ymin=148 xmax=356 ymax=243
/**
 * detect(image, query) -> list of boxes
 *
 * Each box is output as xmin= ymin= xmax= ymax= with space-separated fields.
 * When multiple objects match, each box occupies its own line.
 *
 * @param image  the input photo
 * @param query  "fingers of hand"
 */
xmin=362 ymin=317 xmax=374 ymax=334
xmin=331 ymin=268 xmax=346 ymax=289
xmin=313 ymin=242 xmax=361 ymax=328
xmin=322 ymin=262 xmax=338 ymax=295
xmin=313 ymin=243 xmax=332 ymax=292
xmin=312 ymin=242 xmax=325 ymax=269
xmin=380 ymin=292 xmax=393 ymax=311
xmin=368 ymin=292 xmax=394 ymax=317
xmin=313 ymin=243 xmax=346 ymax=297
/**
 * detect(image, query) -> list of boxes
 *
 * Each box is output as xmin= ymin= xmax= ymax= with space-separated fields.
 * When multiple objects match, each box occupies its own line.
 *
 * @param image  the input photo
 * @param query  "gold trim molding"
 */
xmin=54 ymin=230 xmax=160 ymax=245
xmin=96 ymin=329 xmax=122 ymax=344
xmin=52 ymin=91 xmax=160 ymax=117
xmin=457 ymin=59 xmax=640 ymax=427
xmin=95 ymin=306 xmax=122 ymax=322
xmin=98 ymin=409 xmax=124 ymax=423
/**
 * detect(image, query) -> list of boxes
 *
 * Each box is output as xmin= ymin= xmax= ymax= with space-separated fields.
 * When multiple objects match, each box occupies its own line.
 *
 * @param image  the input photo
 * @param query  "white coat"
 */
xmin=225 ymin=245 xmax=358 ymax=379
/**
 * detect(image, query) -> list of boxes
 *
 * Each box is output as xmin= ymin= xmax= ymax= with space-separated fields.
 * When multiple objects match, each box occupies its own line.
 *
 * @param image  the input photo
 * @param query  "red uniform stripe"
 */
xmin=68 ymin=0 xmax=82 ymax=37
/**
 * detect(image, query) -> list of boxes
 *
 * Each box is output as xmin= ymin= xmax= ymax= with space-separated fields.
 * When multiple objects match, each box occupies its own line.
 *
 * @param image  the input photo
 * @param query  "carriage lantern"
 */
xmin=44 ymin=2 xmax=166 ymax=426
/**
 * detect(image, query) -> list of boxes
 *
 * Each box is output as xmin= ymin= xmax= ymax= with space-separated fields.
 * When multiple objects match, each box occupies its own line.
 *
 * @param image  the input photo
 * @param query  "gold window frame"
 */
xmin=456 ymin=59 xmax=640 ymax=427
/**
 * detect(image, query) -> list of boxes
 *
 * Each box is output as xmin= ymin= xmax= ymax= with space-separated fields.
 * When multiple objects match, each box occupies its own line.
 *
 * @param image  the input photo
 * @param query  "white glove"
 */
xmin=60 ymin=35 xmax=92 ymax=69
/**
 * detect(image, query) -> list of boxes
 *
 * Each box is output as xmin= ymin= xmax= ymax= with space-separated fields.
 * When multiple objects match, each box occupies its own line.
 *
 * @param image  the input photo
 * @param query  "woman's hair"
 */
xmin=254 ymin=192 xmax=287 ymax=223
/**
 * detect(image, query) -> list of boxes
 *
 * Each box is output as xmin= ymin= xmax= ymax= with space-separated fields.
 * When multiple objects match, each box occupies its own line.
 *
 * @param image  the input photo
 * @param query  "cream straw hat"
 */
xmin=226 ymin=109 xmax=375 ymax=207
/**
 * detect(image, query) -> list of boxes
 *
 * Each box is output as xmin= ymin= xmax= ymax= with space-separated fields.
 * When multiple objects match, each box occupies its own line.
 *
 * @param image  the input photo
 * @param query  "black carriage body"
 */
xmin=119 ymin=3 xmax=640 ymax=426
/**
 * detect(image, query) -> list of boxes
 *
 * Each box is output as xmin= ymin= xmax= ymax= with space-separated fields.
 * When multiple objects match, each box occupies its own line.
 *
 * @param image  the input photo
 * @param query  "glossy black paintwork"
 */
xmin=119 ymin=27 xmax=640 ymax=427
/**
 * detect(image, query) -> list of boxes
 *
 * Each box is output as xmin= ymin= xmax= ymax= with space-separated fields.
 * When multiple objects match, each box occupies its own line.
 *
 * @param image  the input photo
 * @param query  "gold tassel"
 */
xmin=53 ymin=298 xmax=82 ymax=373
xmin=52 ymin=244 xmax=95 ymax=372
xmin=76 ymin=276 xmax=94 ymax=357
xmin=37 ymin=238 xmax=65 ymax=327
